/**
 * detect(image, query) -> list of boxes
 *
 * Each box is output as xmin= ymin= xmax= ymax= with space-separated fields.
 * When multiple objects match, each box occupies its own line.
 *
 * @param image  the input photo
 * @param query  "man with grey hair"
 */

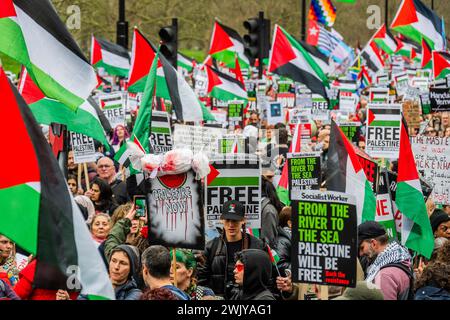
xmin=96 ymin=156 xmax=128 ymax=205
xmin=141 ymin=246 xmax=190 ymax=300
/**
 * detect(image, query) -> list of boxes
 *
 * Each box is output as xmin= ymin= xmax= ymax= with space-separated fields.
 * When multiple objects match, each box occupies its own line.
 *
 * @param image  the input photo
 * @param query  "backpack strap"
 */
xmin=380 ymin=262 xmax=414 ymax=300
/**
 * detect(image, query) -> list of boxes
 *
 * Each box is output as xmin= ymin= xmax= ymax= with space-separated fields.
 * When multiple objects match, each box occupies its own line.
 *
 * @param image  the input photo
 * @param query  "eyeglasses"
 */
xmin=98 ymin=165 xmax=112 ymax=169
xmin=234 ymin=263 xmax=244 ymax=273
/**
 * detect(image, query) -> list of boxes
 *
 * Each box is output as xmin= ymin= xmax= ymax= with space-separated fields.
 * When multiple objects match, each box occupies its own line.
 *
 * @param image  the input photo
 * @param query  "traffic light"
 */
xmin=243 ymin=12 xmax=270 ymax=78
xmin=159 ymin=18 xmax=178 ymax=68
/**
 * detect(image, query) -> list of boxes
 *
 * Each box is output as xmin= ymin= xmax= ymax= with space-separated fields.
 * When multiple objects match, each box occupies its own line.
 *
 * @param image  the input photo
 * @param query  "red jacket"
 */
xmin=14 ymin=260 xmax=79 ymax=300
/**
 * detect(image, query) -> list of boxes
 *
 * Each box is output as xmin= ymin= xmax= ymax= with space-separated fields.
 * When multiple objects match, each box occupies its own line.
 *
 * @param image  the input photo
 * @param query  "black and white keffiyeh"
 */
xmin=366 ymin=241 xmax=411 ymax=283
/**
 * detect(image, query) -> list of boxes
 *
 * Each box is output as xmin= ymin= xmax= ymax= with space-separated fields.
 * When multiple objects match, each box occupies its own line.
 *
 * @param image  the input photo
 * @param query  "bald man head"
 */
xmin=96 ymin=157 xmax=116 ymax=183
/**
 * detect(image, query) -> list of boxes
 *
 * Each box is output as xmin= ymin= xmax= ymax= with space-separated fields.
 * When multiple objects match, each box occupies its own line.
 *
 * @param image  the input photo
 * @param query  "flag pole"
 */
xmin=77 ymin=164 xmax=82 ymax=193
xmin=301 ymin=0 xmax=307 ymax=41
xmin=83 ymin=163 xmax=90 ymax=191
xmin=172 ymin=247 xmax=178 ymax=287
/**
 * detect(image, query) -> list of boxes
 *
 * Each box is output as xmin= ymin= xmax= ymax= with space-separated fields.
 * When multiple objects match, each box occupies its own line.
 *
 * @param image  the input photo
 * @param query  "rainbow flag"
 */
xmin=309 ymin=0 xmax=337 ymax=27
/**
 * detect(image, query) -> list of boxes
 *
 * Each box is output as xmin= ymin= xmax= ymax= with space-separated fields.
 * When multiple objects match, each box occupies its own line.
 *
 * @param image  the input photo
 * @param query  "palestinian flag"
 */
xmin=209 ymin=20 xmax=250 ymax=68
xmin=0 ymin=68 xmax=114 ymax=299
xmin=327 ymin=120 xmax=376 ymax=224
xmin=358 ymin=66 xmax=372 ymax=89
xmin=421 ymin=38 xmax=432 ymax=69
xmin=300 ymin=40 xmax=331 ymax=75
xmin=160 ymin=52 xmax=213 ymax=121
xmin=367 ymin=106 xmax=401 ymax=129
xmin=115 ymin=51 xmax=159 ymax=170
xmin=127 ymin=28 xmax=169 ymax=98
xmin=373 ymin=24 xmax=398 ymax=55
xmin=269 ymin=25 xmax=329 ymax=100
xmin=396 ymin=119 xmax=434 ymax=258
xmin=0 ymin=0 xmax=97 ymax=111
xmin=360 ymin=41 xmax=384 ymax=73
xmin=276 ymin=124 xmax=302 ymax=206
xmin=205 ymin=65 xmax=248 ymax=103
xmin=391 ymin=0 xmax=445 ymax=51
xmin=177 ymin=52 xmax=195 ymax=73
xmin=395 ymin=36 xmax=421 ymax=59
xmin=432 ymin=51 xmax=450 ymax=80
xmin=91 ymin=36 xmax=130 ymax=77
xmin=18 ymin=68 xmax=110 ymax=149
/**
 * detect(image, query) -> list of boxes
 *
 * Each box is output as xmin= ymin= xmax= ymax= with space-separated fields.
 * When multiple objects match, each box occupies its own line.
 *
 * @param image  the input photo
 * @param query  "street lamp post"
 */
xmin=301 ymin=0 xmax=307 ymax=41
xmin=117 ymin=0 xmax=128 ymax=48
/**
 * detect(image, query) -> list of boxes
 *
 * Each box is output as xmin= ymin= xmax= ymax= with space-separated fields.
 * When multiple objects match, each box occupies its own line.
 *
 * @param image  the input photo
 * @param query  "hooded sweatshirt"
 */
xmin=232 ymin=249 xmax=275 ymax=300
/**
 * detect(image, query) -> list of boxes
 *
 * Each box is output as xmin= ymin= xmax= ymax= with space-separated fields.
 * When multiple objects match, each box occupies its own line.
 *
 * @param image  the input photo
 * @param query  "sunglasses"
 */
xmin=235 ymin=263 xmax=244 ymax=273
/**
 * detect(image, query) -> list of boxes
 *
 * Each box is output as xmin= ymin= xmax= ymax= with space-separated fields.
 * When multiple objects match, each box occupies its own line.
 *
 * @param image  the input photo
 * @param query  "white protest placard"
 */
xmin=339 ymin=90 xmax=358 ymax=113
xmin=394 ymin=72 xmax=409 ymax=97
xmin=295 ymin=83 xmax=312 ymax=108
xmin=369 ymin=87 xmax=389 ymax=103
xmin=311 ymin=94 xmax=329 ymax=120
xmin=411 ymin=77 xmax=429 ymax=92
xmin=365 ymin=104 xmax=402 ymax=159
xmin=377 ymin=74 xmax=389 ymax=86
xmin=173 ymin=124 xmax=226 ymax=155
xmin=205 ymin=154 xmax=261 ymax=241
xmin=267 ymin=102 xmax=284 ymax=125
xmin=289 ymin=108 xmax=311 ymax=125
xmin=208 ymin=108 xmax=228 ymax=128
xmin=412 ymin=136 xmax=450 ymax=205
xmin=98 ymin=92 xmax=125 ymax=129
xmin=149 ymin=111 xmax=172 ymax=155
xmin=70 ymin=132 xmax=96 ymax=164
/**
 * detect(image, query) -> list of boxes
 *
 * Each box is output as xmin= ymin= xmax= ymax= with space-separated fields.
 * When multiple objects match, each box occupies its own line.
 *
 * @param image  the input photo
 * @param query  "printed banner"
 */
xmin=365 ymin=104 xmax=402 ymax=159
xmin=339 ymin=90 xmax=358 ymax=113
xmin=149 ymin=111 xmax=172 ymax=155
xmin=98 ymin=92 xmax=126 ymax=129
xmin=277 ymin=92 xmax=296 ymax=108
xmin=429 ymin=87 xmax=450 ymax=112
xmin=412 ymin=136 xmax=450 ymax=205
xmin=291 ymin=190 xmax=357 ymax=288
xmin=173 ymin=124 xmax=226 ymax=155
xmin=338 ymin=122 xmax=361 ymax=143
xmin=70 ymin=132 xmax=96 ymax=164
xmin=205 ymin=154 xmax=261 ymax=241
xmin=288 ymin=153 xmax=321 ymax=198
xmin=376 ymin=169 xmax=398 ymax=240
xmin=147 ymin=170 xmax=204 ymax=250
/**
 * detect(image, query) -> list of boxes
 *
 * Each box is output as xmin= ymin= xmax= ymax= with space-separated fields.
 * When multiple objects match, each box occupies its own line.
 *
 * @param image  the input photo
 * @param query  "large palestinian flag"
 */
xmin=0 ymin=68 xmax=114 ymax=299
xmin=360 ymin=41 xmax=385 ymax=74
xmin=373 ymin=24 xmax=398 ymax=55
xmin=205 ymin=65 xmax=248 ymax=103
xmin=208 ymin=20 xmax=250 ymax=68
xmin=269 ymin=24 xmax=329 ymax=99
xmin=18 ymin=68 xmax=109 ymax=148
xmin=300 ymin=40 xmax=331 ymax=75
xmin=391 ymin=0 xmax=445 ymax=51
xmin=327 ymin=120 xmax=376 ymax=225
xmin=91 ymin=36 xmax=130 ymax=77
xmin=432 ymin=51 xmax=450 ymax=80
xmin=0 ymin=0 xmax=97 ymax=110
xmin=127 ymin=28 xmax=169 ymax=98
xmin=396 ymin=119 xmax=434 ymax=258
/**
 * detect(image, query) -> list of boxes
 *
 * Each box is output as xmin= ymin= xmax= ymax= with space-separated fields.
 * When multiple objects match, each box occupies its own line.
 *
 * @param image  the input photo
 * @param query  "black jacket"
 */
xmin=231 ymin=249 xmax=275 ymax=300
xmin=110 ymin=179 xmax=129 ymax=205
xmin=275 ymin=226 xmax=291 ymax=277
xmin=197 ymin=229 xmax=265 ymax=299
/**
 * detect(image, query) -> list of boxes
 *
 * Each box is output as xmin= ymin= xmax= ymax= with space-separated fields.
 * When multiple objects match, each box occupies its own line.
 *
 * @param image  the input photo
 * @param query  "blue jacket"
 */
xmin=162 ymin=285 xmax=190 ymax=300
xmin=415 ymin=286 xmax=450 ymax=300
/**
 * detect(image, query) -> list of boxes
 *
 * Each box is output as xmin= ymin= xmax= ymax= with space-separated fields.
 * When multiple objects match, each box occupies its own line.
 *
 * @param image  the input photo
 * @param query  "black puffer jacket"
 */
xmin=275 ymin=226 xmax=291 ymax=277
xmin=197 ymin=229 xmax=265 ymax=299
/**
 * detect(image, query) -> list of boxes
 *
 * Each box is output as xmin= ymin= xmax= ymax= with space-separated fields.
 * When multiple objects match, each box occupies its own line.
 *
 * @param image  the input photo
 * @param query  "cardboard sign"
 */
xmin=357 ymin=155 xmax=379 ymax=193
xmin=339 ymin=90 xmax=358 ymax=113
xmin=267 ymin=102 xmax=284 ymax=125
xmin=70 ymin=132 xmax=96 ymax=164
xmin=311 ymin=95 xmax=329 ymax=120
xmin=412 ymin=136 xmax=450 ymax=205
xmin=205 ymin=154 xmax=261 ymax=241
xmin=149 ymin=111 xmax=172 ymax=154
xmin=291 ymin=190 xmax=357 ymax=288
xmin=98 ymin=92 xmax=125 ymax=129
xmin=147 ymin=170 xmax=204 ymax=250
xmin=369 ymin=87 xmax=389 ymax=103
xmin=338 ymin=122 xmax=361 ymax=143
xmin=365 ymin=104 xmax=402 ymax=159
xmin=173 ymin=124 xmax=226 ymax=155
xmin=227 ymin=100 xmax=244 ymax=126
xmin=277 ymin=92 xmax=296 ymax=108
xmin=218 ymin=135 xmax=249 ymax=154
xmin=402 ymin=101 xmax=421 ymax=130
xmin=376 ymin=170 xmax=398 ymax=240
xmin=429 ymin=87 xmax=450 ymax=112
xmin=288 ymin=153 xmax=321 ymax=197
